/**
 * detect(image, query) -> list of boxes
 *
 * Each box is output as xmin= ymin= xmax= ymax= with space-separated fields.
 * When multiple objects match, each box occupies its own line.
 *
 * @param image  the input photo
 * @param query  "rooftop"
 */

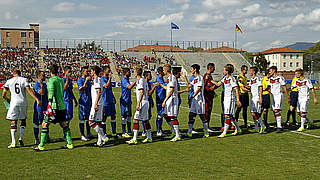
xmin=256 ymin=47 xmax=305 ymax=55
xmin=199 ymin=46 xmax=246 ymax=53
xmin=125 ymin=45 xmax=191 ymax=52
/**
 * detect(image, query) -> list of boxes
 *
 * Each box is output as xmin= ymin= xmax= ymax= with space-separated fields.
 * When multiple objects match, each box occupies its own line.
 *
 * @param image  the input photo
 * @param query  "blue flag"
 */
xmin=171 ymin=22 xmax=179 ymax=29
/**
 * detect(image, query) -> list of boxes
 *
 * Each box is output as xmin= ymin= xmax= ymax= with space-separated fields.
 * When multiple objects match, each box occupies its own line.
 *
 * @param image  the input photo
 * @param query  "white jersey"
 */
xmin=191 ymin=75 xmax=205 ymax=101
xmin=4 ymin=76 xmax=30 ymax=107
xmin=220 ymin=75 xmax=238 ymax=100
xmin=136 ymin=77 xmax=149 ymax=102
xmin=166 ymin=74 xmax=178 ymax=102
xmin=268 ymin=75 xmax=286 ymax=95
xmin=249 ymin=76 xmax=262 ymax=98
xmin=292 ymin=78 xmax=313 ymax=100
xmin=164 ymin=74 xmax=179 ymax=117
xmin=91 ymin=77 xmax=103 ymax=106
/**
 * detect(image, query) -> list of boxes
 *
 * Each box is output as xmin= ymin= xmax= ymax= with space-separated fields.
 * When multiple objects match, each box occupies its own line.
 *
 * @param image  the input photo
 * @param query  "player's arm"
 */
xmin=259 ymin=86 xmax=263 ymax=104
xmin=64 ymin=77 xmax=69 ymax=91
xmin=127 ymin=79 xmax=137 ymax=90
xmin=178 ymin=88 xmax=189 ymax=94
xmin=94 ymin=88 xmax=101 ymax=111
xmin=26 ymin=86 xmax=41 ymax=106
xmin=79 ymin=77 xmax=90 ymax=93
xmin=189 ymin=86 xmax=201 ymax=104
xmin=2 ymin=87 xmax=10 ymax=103
xmin=311 ymin=88 xmax=318 ymax=104
xmin=159 ymin=83 xmax=167 ymax=90
xmin=162 ymin=87 xmax=174 ymax=107
xmin=104 ymin=74 xmax=112 ymax=89
xmin=204 ymin=77 xmax=216 ymax=91
xmin=148 ymin=83 xmax=159 ymax=96
xmin=282 ymin=85 xmax=290 ymax=104
xmin=136 ymin=89 xmax=144 ymax=110
xmin=211 ymin=80 xmax=222 ymax=87
xmin=182 ymin=73 xmax=192 ymax=88
xmin=235 ymin=86 xmax=241 ymax=107
xmin=238 ymin=79 xmax=249 ymax=92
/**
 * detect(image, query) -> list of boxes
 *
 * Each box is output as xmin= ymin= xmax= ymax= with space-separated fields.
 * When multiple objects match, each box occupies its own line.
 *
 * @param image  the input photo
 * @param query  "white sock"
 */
xmin=223 ymin=123 xmax=229 ymax=134
xmin=173 ymin=125 xmax=180 ymax=137
xmin=301 ymin=115 xmax=306 ymax=129
xmin=133 ymin=130 xmax=138 ymax=141
xmin=10 ymin=129 xmax=17 ymax=145
xmin=203 ymin=123 xmax=209 ymax=135
xmin=146 ymin=129 xmax=152 ymax=140
xmin=19 ymin=126 xmax=26 ymax=139
xmin=188 ymin=124 xmax=193 ymax=134
xmin=276 ymin=115 xmax=282 ymax=128
xmin=97 ymin=133 xmax=102 ymax=144
xmin=94 ymin=126 xmax=105 ymax=140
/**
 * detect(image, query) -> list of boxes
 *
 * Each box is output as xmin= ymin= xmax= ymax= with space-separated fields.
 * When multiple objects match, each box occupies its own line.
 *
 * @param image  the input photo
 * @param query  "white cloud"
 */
xmin=311 ymin=24 xmax=320 ymax=31
xmin=242 ymin=16 xmax=271 ymax=31
xmin=181 ymin=3 xmax=190 ymax=11
xmin=172 ymin=0 xmax=190 ymax=3
xmin=203 ymin=0 xmax=251 ymax=9
xmin=3 ymin=12 xmax=18 ymax=20
xmin=122 ymin=12 xmax=184 ymax=28
xmin=292 ymin=8 xmax=320 ymax=25
xmin=41 ymin=17 xmax=92 ymax=29
xmin=78 ymin=3 xmax=98 ymax=10
xmin=193 ymin=13 xmax=224 ymax=23
xmin=52 ymin=2 xmax=75 ymax=12
xmin=104 ymin=32 xmax=125 ymax=37
xmin=234 ymin=3 xmax=261 ymax=18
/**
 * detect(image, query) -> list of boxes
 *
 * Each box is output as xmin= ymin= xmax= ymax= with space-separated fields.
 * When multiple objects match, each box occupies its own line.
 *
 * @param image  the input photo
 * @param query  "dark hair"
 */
xmin=250 ymin=67 xmax=258 ymax=74
xmin=64 ymin=66 xmax=72 ymax=72
xmin=207 ymin=63 xmax=215 ymax=70
xmin=13 ymin=69 xmax=21 ymax=76
xmin=143 ymin=71 xmax=151 ymax=78
xmin=241 ymin=65 xmax=248 ymax=71
xmin=224 ymin=64 xmax=234 ymax=74
xmin=91 ymin=66 xmax=101 ymax=75
xmin=295 ymin=68 xmax=304 ymax=75
xmin=122 ymin=68 xmax=130 ymax=75
xmin=81 ymin=66 xmax=89 ymax=73
xmin=157 ymin=67 xmax=163 ymax=74
xmin=191 ymin=64 xmax=200 ymax=73
xmin=269 ymin=66 xmax=277 ymax=72
xmin=103 ymin=65 xmax=110 ymax=71
xmin=172 ymin=67 xmax=182 ymax=75
xmin=36 ymin=70 xmax=44 ymax=77
xmin=49 ymin=64 xmax=59 ymax=75
xmin=135 ymin=67 xmax=143 ymax=76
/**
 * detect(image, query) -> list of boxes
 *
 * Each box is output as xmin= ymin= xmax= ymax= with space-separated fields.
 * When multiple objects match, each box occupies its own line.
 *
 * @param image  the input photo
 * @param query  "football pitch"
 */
xmin=1 ymin=87 xmax=320 ymax=179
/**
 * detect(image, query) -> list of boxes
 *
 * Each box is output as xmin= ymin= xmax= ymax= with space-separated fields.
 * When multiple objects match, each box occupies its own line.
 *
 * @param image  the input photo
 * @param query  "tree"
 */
xmin=187 ymin=46 xmax=204 ymax=52
xmin=77 ymin=41 xmax=101 ymax=50
xmin=254 ymin=54 xmax=269 ymax=73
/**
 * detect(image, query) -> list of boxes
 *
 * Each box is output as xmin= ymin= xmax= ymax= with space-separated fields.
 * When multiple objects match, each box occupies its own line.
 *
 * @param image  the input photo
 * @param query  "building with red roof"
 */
xmin=199 ymin=46 xmax=246 ymax=53
xmin=124 ymin=45 xmax=191 ymax=52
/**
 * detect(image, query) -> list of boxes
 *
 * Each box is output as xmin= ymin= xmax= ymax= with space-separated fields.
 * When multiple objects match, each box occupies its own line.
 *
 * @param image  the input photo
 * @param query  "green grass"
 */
xmin=1 ymin=87 xmax=320 ymax=179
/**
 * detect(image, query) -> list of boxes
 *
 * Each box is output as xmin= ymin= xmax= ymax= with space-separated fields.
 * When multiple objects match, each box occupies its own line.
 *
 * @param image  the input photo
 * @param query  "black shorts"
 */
xmin=239 ymin=93 xmax=249 ymax=107
xmin=44 ymin=109 xmax=66 ymax=124
xmin=262 ymin=94 xmax=270 ymax=109
xmin=290 ymin=91 xmax=298 ymax=107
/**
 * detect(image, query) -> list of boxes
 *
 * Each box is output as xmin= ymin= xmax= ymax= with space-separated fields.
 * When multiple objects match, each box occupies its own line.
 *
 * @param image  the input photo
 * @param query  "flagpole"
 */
xmin=170 ymin=23 xmax=173 ymax=53
xmin=235 ymin=24 xmax=237 ymax=50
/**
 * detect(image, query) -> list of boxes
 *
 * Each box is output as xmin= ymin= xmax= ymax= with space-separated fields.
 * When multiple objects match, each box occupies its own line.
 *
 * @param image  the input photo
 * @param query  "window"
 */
xmin=290 ymin=62 xmax=293 ymax=67
xmin=290 ymin=55 xmax=293 ymax=59
xmin=296 ymin=62 xmax=299 ymax=67
xmin=29 ymin=32 xmax=32 ymax=38
xmin=283 ymin=62 xmax=286 ymax=67
xmin=273 ymin=55 xmax=274 ymax=59
xmin=21 ymin=32 xmax=26 ymax=37
xmin=283 ymin=55 xmax=286 ymax=59
xmin=296 ymin=55 xmax=299 ymax=59
xmin=6 ymin=32 xmax=10 ymax=37
xmin=21 ymin=42 xmax=26 ymax=48
xmin=29 ymin=42 xmax=32 ymax=48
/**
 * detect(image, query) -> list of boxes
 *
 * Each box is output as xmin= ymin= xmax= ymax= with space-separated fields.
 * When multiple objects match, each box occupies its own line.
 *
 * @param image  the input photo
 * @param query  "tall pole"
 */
xmin=170 ymin=24 xmax=173 ymax=53
xmin=234 ymin=24 xmax=237 ymax=50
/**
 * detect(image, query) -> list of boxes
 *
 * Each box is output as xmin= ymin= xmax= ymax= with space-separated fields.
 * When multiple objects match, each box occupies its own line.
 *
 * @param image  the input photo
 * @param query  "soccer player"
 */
xmin=101 ymin=66 xmax=117 ymax=137
xmin=62 ymin=66 xmax=78 ymax=139
xmin=155 ymin=67 xmax=166 ymax=136
xmin=203 ymin=63 xmax=216 ymax=132
xmin=162 ymin=64 xmax=181 ymax=142
xmin=286 ymin=73 xmax=299 ymax=126
xmin=77 ymin=66 xmax=94 ymax=141
xmin=212 ymin=64 xmax=242 ymax=138
xmin=183 ymin=64 xmax=209 ymax=138
xmin=126 ymin=67 xmax=152 ymax=144
xmin=35 ymin=64 xmax=73 ymax=151
xmin=2 ymin=69 xmax=41 ymax=148
xmin=120 ymin=68 xmax=137 ymax=138
xmin=248 ymin=67 xmax=266 ymax=134
xmin=291 ymin=69 xmax=318 ymax=132
xmin=262 ymin=69 xmax=271 ymax=128
xmin=235 ymin=65 xmax=249 ymax=129
xmin=89 ymin=66 xmax=109 ymax=147
xmin=267 ymin=66 xmax=290 ymax=133
xmin=33 ymin=70 xmax=48 ymax=145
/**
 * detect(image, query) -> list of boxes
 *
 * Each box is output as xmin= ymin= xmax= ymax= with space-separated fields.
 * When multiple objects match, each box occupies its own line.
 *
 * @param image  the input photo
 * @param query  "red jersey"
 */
xmin=203 ymin=72 xmax=215 ymax=101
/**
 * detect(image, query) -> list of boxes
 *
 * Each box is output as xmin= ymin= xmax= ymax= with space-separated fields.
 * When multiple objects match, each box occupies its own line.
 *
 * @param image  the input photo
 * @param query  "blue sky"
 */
xmin=1 ymin=0 xmax=320 ymax=51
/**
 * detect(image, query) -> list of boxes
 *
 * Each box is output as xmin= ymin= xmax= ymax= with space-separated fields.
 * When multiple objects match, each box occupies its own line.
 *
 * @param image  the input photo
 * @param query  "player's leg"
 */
xmin=127 ymin=119 xmax=139 ymax=144
xmin=242 ymin=106 xmax=248 ymax=128
xmin=141 ymin=121 xmax=146 ymax=137
xmin=170 ymin=116 xmax=181 ymax=141
xmin=19 ymin=119 xmax=26 ymax=146
xmin=274 ymin=109 xmax=282 ymax=132
xmin=79 ymin=105 xmax=87 ymax=140
xmin=187 ymin=112 xmax=196 ymax=137
xmin=156 ymin=104 xmax=164 ymax=136
xmin=126 ymin=105 xmax=132 ymax=134
xmin=38 ymin=122 xmax=49 ymax=150
xmin=121 ymin=116 xmax=127 ymax=136
xmin=200 ymin=114 xmax=209 ymax=138
xmin=102 ymin=106 xmax=107 ymax=135
xmin=142 ymin=120 xmax=152 ymax=143
xmin=60 ymin=121 xmax=73 ymax=148
xmin=110 ymin=103 xmax=117 ymax=136
xmin=251 ymin=112 xmax=259 ymax=131
xmin=8 ymin=120 xmax=18 ymax=148
xmin=33 ymin=107 xmax=41 ymax=145
xmin=219 ymin=114 xmax=231 ymax=138
xmin=298 ymin=112 xmax=307 ymax=131
xmin=205 ymin=100 xmax=214 ymax=132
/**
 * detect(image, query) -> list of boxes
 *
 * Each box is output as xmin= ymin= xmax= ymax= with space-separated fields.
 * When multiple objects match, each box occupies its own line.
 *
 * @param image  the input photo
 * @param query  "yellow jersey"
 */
xmin=262 ymin=76 xmax=270 ymax=95
xmin=291 ymin=76 xmax=298 ymax=92
xmin=238 ymin=74 xmax=248 ymax=94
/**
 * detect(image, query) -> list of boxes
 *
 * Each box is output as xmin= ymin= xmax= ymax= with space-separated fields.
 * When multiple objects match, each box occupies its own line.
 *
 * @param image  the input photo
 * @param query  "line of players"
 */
xmin=2 ymin=62 xmax=318 ymax=149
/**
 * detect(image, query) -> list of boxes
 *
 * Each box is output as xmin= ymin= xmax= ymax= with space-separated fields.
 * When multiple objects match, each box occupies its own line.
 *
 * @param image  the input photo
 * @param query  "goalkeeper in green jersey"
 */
xmin=34 ymin=64 xmax=73 ymax=151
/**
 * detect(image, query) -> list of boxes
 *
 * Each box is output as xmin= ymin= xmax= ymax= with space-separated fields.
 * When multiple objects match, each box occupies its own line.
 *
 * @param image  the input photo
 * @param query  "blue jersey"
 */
xmin=33 ymin=81 xmax=48 ymax=108
xmin=77 ymin=77 xmax=92 ymax=106
xmin=120 ymin=77 xmax=131 ymax=106
xmin=62 ymin=77 xmax=74 ymax=102
xmin=188 ymin=75 xmax=195 ymax=99
xmin=101 ymin=76 xmax=115 ymax=105
xmin=155 ymin=75 xmax=166 ymax=104
xmin=148 ymin=81 xmax=154 ymax=107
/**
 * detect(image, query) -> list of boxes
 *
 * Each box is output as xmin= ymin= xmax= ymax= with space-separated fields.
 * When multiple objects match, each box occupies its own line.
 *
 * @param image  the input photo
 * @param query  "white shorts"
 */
xmin=89 ymin=105 xmax=103 ymax=122
xmin=250 ymin=98 xmax=261 ymax=113
xmin=297 ymin=99 xmax=309 ymax=113
xmin=164 ymin=98 xmax=179 ymax=117
xmin=271 ymin=93 xmax=283 ymax=111
xmin=190 ymin=99 xmax=205 ymax=114
xmin=6 ymin=105 xmax=28 ymax=120
xmin=134 ymin=101 xmax=149 ymax=121
xmin=224 ymin=98 xmax=236 ymax=115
